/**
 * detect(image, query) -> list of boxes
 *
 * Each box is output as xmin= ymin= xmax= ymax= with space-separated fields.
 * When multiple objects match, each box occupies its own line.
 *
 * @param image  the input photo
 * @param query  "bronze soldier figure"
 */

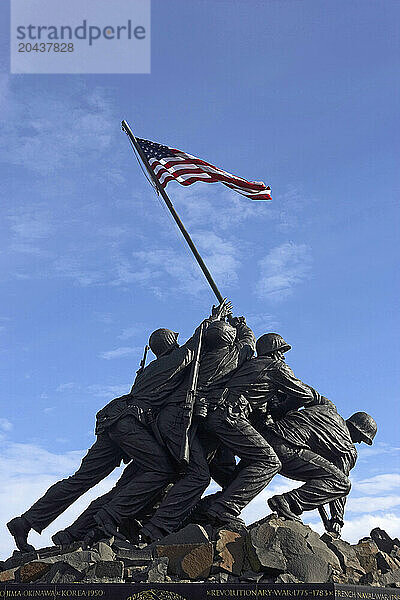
xmin=49 ymin=302 xmax=236 ymax=545
xmin=82 ymin=309 xmax=254 ymax=542
xmin=196 ymin=332 xmax=322 ymax=527
xmin=137 ymin=314 xmax=257 ymax=541
xmin=7 ymin=303 xmax=225 ymax=552
xmin=264 ymin=404 xmax=377 ymax=537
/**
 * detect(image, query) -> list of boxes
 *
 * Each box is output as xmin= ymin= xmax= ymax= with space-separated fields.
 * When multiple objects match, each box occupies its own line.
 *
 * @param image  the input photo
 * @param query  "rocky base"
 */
xmin=1 ymin=516 xmax=399 ymax=586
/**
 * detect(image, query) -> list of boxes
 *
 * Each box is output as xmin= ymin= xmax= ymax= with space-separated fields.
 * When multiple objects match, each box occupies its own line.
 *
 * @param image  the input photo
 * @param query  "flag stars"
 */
xmin=138 ymin=138 xmax=173 ymax=161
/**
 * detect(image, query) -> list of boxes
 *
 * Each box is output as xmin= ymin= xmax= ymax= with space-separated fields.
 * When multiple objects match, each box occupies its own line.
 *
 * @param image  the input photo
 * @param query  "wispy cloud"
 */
xmin=99 ymin=346 xmax=141 ymax=360
xmin=0 ymin=79 xmax=133 ymax=285
xmin=0 ymin=440 xmax=123 ymax=559
xmin=0 ymin=443 xmax=83 ymax=480
xmin=93 ymin=312 xmax=115 ymax=325
xmin=256 ymin=241 xmax=312 ymax=301
xmin=6 ymin=204 xmax=55 ymax=258
xmin=273 ymin=186 xmax=316 ymax=233
xmin=115 ymin=230 xmax=240 ymax=297
xmin=195 ymin=231 xmax=240 ymax=287
xmin=352 ymin=473 xmax=400 ymax=495
xmin=171 ymin=184 xmax=264 ymax=231
xmin=56 ymin=382 xmax=75 ymax=392
xmin=118 ymin=325 xmax=145 ymax=340
xmin=9 ymin=211 xmax=52 ymax=240
xmin=171 ymin=184 xmax=314 ymax=237
xmin=0 ymin=318 xmax=10 ymax=335
xmin=86 ymin=384 xmax=130 ymax=399
xmin=111 ymin=250 xmax=208 ymax=297
xmin=53 ymin=257 xmax=103 ymax=287
xmin=357 ymin=442 xmax=400 ymax=460
xmin=347 ymin=495 xmax=400 ymax=513
xmin=246 ymin=313 xmax=280 ymax=337
xmin=333 ymin=513 xmax=400 ymax=544
xmin=0 ymin=81 xmax=118 ymax=177
xmin=0 ymin=419 xmax=13 ymax=432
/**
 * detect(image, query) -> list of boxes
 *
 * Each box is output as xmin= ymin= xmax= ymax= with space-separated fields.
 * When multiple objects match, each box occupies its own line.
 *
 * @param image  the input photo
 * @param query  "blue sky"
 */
xmin=0 ymin=0 xmax=399 ymax=557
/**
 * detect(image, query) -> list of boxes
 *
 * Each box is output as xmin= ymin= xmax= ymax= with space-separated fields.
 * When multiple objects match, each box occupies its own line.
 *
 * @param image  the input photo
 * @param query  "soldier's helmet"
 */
xmin=149 ymin=328 xmax=179 ymax=358
xmin=346 ymin=412 xmax=377 ymax=445
xmin=204 ymin=321 xmax=237 ymax=350
xmin=256 ymin=333 xmax=291 ymax=356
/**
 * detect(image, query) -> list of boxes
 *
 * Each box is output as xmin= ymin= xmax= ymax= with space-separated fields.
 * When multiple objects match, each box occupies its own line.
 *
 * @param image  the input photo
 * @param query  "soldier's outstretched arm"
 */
xmin=271 ymin=362 xmax=316 ymax=406
xmin=267 ymin=364 xmax=317 ymax=420
xmin=303 ymin=390 xmax=337 ymax=410
xmin=268 ymin=361 xmax=337 ymax=419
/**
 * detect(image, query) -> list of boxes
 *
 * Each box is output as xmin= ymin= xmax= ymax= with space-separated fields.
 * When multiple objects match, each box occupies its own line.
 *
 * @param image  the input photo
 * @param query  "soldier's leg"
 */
xmin=8 ymin=435 xmax=122 ymax=551
xmin=94 ymin=415 xmax=177 ymax=528
xmin=24 ymin=435 xmax=122 ymax=532
xmin=119 ymin=484 xmax=171 ymax=543
xmin=140 ymin=404 xmax=211 ymax=540
xmin=207 ymin=441 xmax=237 ymax=489
xmin=54 ymin=461 xmax=142 ymax=544
xmin=278 ymin=448 xmax=351 ymax=514
xmin=204 ymin=405 xmax=282 ymax=522
xmin=181 ymin=432 xmax=237 ymax=527
xmin=264 ymin=432 xmax=351 ymax=516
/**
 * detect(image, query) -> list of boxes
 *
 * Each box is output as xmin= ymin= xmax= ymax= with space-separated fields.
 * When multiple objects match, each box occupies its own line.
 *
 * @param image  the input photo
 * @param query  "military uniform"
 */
xmin=263 ymin=397 xmax=357 ymax=525
xmin=202 ymin=354 xmax=318 ymax=522
xmin=19 ymin=332 xmax=200 ymax=536
xmin=98 ymin=318 xmax=257 ymax=539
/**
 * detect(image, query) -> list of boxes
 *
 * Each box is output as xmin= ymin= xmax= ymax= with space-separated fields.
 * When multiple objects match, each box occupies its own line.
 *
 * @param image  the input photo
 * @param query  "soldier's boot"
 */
xmin=204 ymin=510 xmax=247 ymax=535
xmin=139 ymin=523 xmax=166 ymax=543
xmin=119 ymin=518 xmax=141 ymax=545
xmin=7 ymin=516 xmax=36 ymax=553
xmin=52 ymin=530 xmax=75 ymax=547
xmin=94 ymin=509 xmax=124 ymax=540
xmin=186 ymin=492 xmax=223 ymax=526
xmin=267 ymin=495 xmax=302 ymax=523
xmin=83 ymin=527 xmax=108 ymax=547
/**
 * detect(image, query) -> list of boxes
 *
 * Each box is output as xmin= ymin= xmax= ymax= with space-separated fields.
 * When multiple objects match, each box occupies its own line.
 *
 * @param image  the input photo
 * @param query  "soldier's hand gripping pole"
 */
xmin=179 ymin=322 xmax=205 ymax=468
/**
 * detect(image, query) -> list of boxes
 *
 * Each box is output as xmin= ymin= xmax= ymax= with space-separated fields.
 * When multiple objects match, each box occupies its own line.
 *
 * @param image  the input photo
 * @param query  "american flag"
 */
xmin=136 ymin=138 xmax=272 ymax=201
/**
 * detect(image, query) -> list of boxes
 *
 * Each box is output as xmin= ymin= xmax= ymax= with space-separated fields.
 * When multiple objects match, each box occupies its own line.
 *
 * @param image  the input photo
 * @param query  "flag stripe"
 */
xmin=137 ymin=138 xmax=272 ymax=201
xmin=150 ymin=158 xmax=269 ymax=193
xmin=151 ymin=155 xmax=267 ymax=190
xmin=152 ymin=159 xmax=267 ymax=190
xmin=154 ymin=164 xmax=270 ymax=197
xmin=151 ymin=160 xmax=270 ymax=196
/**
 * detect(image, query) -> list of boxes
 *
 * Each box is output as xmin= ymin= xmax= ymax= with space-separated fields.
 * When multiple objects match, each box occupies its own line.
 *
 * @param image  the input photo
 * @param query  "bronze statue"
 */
xmin=6 ymin=317 xmax=376 ymax=551
xmin=7 ymin=301 xmax=229 ymax=552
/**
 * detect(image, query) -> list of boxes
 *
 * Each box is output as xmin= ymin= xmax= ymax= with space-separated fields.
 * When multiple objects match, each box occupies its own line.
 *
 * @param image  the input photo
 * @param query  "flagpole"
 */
xmin=121 ymin=120 xmax=224 ymax=304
